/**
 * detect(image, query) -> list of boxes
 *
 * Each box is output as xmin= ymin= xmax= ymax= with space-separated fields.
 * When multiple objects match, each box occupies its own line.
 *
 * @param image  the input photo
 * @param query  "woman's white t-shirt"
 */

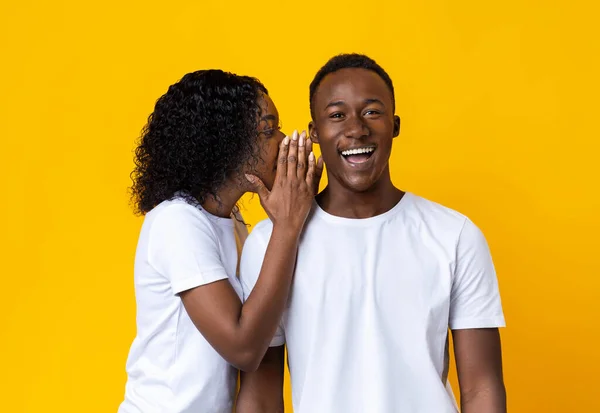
xmin=119 ymin=197 xmax=246 ymax=413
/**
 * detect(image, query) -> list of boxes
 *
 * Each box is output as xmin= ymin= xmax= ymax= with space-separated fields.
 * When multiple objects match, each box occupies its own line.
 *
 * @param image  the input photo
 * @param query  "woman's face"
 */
xmin=250 ymin=93 xmax=285 ymax=190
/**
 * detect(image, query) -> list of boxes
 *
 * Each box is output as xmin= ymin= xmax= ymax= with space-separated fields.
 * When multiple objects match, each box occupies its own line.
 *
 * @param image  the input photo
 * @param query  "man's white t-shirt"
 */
xmin=240 ymin=192 xmax=505 ymax=413
xmin=119 ymin=197 xmax=245 ymax=413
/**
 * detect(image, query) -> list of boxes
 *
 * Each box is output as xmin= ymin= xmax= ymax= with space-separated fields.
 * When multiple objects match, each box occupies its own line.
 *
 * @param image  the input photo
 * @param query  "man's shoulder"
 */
xmin=404 ymin=192 xmax=470 ymax=235
xmin=248 ymin=218 xmax=274 ymax=241
xmin=408 ymin=193 xmax=467 ymax=218
xmin=241 ymin=218 xmax=274 ymax=258
xmin=239 ymin=218 xmax=274 ymax=290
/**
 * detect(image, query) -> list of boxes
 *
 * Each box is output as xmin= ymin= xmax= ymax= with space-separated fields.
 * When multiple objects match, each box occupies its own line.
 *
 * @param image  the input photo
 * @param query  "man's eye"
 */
xmin=330 ymin=113 xmax=344 ymax=119
xmin=364 ymin=110 xmax=381 ymax=116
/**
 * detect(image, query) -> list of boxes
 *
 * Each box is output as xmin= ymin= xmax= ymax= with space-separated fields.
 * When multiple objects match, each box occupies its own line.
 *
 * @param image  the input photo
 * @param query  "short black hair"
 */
xmin=130 ymin=69 xmax=268 ymax=214
xmin=309 ymin=53 xmax=395 ymax=118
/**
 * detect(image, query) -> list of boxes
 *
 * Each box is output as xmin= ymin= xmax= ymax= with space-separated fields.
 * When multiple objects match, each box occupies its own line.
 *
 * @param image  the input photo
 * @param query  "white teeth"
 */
xmin=341 ymin=147 xmax=375 ymax=156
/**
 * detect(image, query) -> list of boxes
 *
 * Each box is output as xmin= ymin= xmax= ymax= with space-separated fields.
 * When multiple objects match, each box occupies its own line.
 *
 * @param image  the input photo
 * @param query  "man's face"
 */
xmin=309 ymin=68 xmax=400 ymax=193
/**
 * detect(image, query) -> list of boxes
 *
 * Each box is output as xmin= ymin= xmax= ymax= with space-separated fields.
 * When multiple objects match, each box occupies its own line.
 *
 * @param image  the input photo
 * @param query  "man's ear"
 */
xmin=308 ymin=121 xmax=319 ymax=144
xmin=393 ymin=115 xmax=401 ymax=138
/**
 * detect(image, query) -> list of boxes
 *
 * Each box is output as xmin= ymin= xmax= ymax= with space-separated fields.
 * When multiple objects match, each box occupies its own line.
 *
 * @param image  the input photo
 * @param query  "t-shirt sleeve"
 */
xmin=239 ymin=222 xmax=285 ymax=347
xmin=148 ymin=204 xmax=229 ymax=295
xmin=449 ymin=218 xmax=506 ymax=330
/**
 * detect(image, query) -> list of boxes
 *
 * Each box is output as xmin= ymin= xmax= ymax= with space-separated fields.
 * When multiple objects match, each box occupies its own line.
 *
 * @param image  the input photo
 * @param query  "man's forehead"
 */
xmin=315 ymin=69 xmax=392 ymax=105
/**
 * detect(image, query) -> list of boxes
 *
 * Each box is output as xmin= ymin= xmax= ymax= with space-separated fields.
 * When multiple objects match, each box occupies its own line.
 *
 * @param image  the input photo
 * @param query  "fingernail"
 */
xmin=283 ymin=136 xmax=289 ymax=145
xmin=244 ymin=174 xmax=255 ymax=182
xmin=299 ymin=134 xmax=305 ymax=146
xmin=292 ymin=130 xmax=298 ymax=141
xmin=309 ymin=151 xmax=315 ymax=161
xmin=300 ymin=130 xmax=307 ymax=139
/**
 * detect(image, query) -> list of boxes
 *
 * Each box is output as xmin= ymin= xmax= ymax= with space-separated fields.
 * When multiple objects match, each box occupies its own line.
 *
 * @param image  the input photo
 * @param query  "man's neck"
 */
xmin=316 ymin=171 xmax=404 ymax=219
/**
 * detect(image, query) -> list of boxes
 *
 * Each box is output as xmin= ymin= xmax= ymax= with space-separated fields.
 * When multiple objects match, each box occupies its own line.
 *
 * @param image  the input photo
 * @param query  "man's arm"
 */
xmin=236 ymin=346 xmax=285 ymax=413
xmin=453 ymin=328 xmax=506 ymax=413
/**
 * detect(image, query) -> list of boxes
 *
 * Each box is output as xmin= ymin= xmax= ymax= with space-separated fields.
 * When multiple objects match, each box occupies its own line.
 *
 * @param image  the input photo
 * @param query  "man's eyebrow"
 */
xmin=324 ymin=98 xmax=385 ymax=110
xmin=325 ymin=100 xmax=345 ymax=110
xmin=364 ymin=98 xmax=385 ymax=106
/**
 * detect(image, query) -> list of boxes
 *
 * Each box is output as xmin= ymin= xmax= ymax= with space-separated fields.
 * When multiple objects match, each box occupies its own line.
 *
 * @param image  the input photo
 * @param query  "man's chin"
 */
xmin=341 ymin=178 xmax=378 ymax=193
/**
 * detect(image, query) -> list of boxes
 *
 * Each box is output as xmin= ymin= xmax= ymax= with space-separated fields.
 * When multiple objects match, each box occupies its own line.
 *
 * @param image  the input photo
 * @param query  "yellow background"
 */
xmin=1 ymin=0 xmax=599 ymax=411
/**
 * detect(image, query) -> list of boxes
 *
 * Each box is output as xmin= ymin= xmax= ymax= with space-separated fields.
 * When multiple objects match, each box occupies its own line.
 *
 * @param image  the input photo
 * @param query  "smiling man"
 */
xmin=236 ymin=54 xmax=507 ymax=413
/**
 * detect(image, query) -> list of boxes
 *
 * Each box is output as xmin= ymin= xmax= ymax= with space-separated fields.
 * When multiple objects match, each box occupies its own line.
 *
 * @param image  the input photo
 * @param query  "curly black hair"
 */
xmin=309 ymin=53 xmax=395 ymax=118
xmin=130 ymin=69 xmax=268 ymax=215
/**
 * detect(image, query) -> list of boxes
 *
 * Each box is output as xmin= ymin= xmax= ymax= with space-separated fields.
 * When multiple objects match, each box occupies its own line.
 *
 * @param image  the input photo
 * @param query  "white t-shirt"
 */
xmin=119 ymin=197 xmax=244 ymax=413
xmin=240 ymin=192 xmax=505 ymax=413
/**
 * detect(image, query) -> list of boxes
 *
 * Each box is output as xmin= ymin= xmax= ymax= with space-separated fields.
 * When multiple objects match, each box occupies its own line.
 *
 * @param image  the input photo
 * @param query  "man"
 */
xmin=237 ymin=54 xmax=506 ymax=413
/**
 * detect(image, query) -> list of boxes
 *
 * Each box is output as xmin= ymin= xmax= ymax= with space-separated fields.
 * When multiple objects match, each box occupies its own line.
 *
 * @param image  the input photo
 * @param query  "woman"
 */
xmin=118 ymin=69 xmax=321 ymax=413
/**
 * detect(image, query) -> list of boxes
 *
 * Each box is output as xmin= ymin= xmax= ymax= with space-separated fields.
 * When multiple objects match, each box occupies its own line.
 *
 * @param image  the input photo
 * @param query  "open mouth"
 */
xmin=339 ymin=145 xmax=376 ymax=164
